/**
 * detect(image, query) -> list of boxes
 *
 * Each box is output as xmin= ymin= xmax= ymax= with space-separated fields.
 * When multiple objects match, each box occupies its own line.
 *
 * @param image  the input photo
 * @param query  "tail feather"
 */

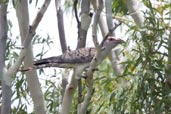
xmin=34 ymin=57 xmax=56 ymax=65
xmin=34 ymin=60 xmax=50 ymax=66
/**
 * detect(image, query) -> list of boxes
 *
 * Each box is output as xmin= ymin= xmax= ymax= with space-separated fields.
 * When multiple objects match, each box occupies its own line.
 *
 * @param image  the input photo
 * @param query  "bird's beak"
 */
xmin=117 ymin=39 xmax=125 ymax=44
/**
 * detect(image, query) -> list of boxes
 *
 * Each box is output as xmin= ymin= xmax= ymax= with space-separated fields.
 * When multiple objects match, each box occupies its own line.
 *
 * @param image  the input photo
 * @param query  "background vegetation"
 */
xmin=0 ymin=0 xmax=171 ymax=114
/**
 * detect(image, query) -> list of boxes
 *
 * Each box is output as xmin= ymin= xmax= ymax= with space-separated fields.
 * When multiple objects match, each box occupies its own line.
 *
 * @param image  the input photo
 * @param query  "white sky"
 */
xmin=7 ymin=0 xmax=127 ymax=113
xmin=7 ymin=1 xmax=93 ymax=112
xmin=8 ymin=0 xmax=126 ymax=57
xmin=8 ymin=0 xmax=168 ymax=113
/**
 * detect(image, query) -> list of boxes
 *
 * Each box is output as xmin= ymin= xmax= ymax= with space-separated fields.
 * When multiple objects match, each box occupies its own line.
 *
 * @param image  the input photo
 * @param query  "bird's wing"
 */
xmin=34 ymin=48 xmax=96 ymax=68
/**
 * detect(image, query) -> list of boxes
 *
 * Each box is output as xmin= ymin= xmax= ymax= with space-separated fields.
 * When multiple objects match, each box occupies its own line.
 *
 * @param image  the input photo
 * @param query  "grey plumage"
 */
xmin=34 ymin=48 xmax=96 ymax=68
xmin=32 ymin=37 xmax=124 ymax=72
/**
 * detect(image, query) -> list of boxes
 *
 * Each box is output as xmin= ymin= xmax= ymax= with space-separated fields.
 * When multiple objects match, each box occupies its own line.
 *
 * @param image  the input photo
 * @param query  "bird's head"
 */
xmin=94 ymin=37 xmax=124 ymax=64
xmin=103 ymin=37 xmax=125 ymax=50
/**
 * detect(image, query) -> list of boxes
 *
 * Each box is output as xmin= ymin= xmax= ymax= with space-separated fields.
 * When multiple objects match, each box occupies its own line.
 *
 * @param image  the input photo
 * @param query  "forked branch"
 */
xmin=5 ymin=0 xmax=51 ymax=80
xmin=77 ymin=0 xmax=104 ymax=113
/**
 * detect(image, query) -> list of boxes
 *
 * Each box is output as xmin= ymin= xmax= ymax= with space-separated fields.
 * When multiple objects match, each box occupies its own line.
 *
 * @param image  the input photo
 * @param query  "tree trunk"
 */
xmin=15 ymin=1 xmax=47 ymax=114
xmin=0 ymin=3 xmax=12 ymax=114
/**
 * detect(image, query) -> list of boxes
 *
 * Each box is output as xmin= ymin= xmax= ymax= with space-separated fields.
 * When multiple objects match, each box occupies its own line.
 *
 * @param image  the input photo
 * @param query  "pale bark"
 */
xmin=55 ymin=0 xmax=67 ymax=53
xmin=0 ymin=3 xmax=7 ymax=80
xmin=99 ymin=15 xmax=109 ymax=37
xmin=93 ymin=0 xmax=124 ymax=75
xmin=78 ymin=0 xmax=104 ymax=113
xmin=15 ymin=1 xmax=47 ymax=114
xmin=105 ymin=0 xmax=124 ymax=75
xmin=1 ymin=0 xmax=51 ymax=113
xmin=92 ymin=0 xmax=108 ymax=37
xmin=5 ymin=0 xmax=52 ymax=78
xmin=76 ymin=0 xmax=91 ymax=48
xmin=61 ymin=1 xmax=105 ymax=113
xmin=0 ymin=3 xmax=11 ymax=114
xmin=55 ymin=0 xmax=69 ymax=105
xmin=77 ymin=0 xmax=91 ymax=107
xmin=56 ymin=2 xmax=91 ymax=113
xmin=61 ymin=70 xmax=77 ymax=114
xmin=126 ymin=0 xmax=144 ymax=28
xmin=105 ymin=0 xmax=115 ymax=36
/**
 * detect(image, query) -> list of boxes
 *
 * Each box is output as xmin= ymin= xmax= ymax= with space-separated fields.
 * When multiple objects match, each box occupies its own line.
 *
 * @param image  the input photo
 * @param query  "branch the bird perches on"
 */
xmin=21 ymin=37 xmax=124 ymax=79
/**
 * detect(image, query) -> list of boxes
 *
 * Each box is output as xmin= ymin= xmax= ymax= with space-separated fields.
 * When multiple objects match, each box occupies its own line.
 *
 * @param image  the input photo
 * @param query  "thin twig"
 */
xmin=100 ymin=22 xmax=122 ymax=47
xmin=74 ymin=0 xmax=80 ymax=26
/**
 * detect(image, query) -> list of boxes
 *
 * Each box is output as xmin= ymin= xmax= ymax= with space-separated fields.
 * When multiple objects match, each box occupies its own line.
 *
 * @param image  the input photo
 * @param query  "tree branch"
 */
xmin=126 ymin=0 xmax=144 ymax=28
xmin=55 ymin=0 xmax=68 ymax=105
xmin=105 ymin=0 xmax=115 ymax=36
xmin=0 ymin=3 xmax=12 ymax=114
xmin=104 ymin=0 xmax=124 ymax=75
xmin=76 ymin=0 xmax=92 ymax=48
xmin=74 ymin=0 xmax=80 ymax=25
xmin=76 ymin=0 xmax=91 ymax=106
xmin=6 ymin=0 xmax=51 ymax=79
xmin=55 ymin=0 xmax=67 ymax=53
xmin=78 ymin=0 xmax=104 ymax=113
xmin=92 ymin=0 xmax=108 ymax=37
xmin=0 ymin=3 xmax=7 ymax=80
xmin=61 ymin=69 xmax=78 ymax=114
xmin=100 ymin=22 xmax=122 ymax=47
xmin=92 ymin=0 xmax=104 ymax=49
xmin=15 ymin=1 xmax=47 ymax=114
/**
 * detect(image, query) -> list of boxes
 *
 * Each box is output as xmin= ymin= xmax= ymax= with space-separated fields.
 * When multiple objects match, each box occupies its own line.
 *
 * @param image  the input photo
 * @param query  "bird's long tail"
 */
xmin=34 ymin=57 xmax=54 ymax=66
xmin=18 ymin=57 xmax=56 ymax=72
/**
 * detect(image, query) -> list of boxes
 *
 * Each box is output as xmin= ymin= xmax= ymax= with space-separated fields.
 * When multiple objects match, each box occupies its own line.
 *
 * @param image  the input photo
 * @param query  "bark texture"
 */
xmin=15 ymin=1 xmax=47 ymax=114
xmin=0 ymin=3 xmax=12 ymax=114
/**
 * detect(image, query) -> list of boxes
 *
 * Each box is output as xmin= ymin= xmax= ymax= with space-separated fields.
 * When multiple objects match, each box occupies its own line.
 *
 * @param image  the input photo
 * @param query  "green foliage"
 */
xmin=122 ymin=9 xmax=170 ymax=112
xmin=89 ymin=0 xmax=171 ymax=114
xmin=33 ymin=34 xmax=53 ymax=60
xmin=3 ymin=0 xmax=171 ymax=113
xmin=11 ymin=73 xmax=29 ymax=114
xmin=112 ymin=0 xmax=128 ymax=15
xmin=88 ymin=59 xmax=119 ymax=113
xmin=0 ymin=0 xmax=8 ymax=4
xmin=44 ymin=76 xmax=61 ymax=113
xmin=5 ymin=20 xmax=54 ymax=113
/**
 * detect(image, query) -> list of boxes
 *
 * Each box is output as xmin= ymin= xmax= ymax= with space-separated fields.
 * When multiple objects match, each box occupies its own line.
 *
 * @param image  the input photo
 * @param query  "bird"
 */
xmin=24 ymin=37 xmax=124 ymax=78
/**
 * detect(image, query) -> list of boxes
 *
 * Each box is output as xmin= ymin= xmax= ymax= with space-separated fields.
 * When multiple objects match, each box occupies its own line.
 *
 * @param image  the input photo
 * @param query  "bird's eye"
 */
xmin=108 ymin=37 xmax=116 ymax=41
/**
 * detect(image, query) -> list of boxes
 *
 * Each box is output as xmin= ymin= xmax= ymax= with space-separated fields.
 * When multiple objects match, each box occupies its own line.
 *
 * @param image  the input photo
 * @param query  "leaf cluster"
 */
xmin=88 ymin=0 xmax=171 ymax=113
xmin=112 ymin=0 xmax=128 ymax=16
xmin=5 ymin=22 xmax=54 ymax=113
